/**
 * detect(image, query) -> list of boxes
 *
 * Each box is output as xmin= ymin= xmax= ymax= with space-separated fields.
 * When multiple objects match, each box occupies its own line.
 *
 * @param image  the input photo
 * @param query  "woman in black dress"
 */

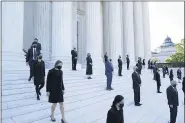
xmin=46 ymin=60 xmax=67 ymax=123
xmin=86 ymin=53 xmax=93 ymax=79
xmin=106 ymin=95 xmax=124 ymax=123
xmin=169 ymin=69 xmax=174 ymax=81
xmin=177 ymin=67 xmax=182 ymax=83
xmin=33 ymin=54 xmax=45 ymax=100
xmin=142 ymin=59 xmax=145 ymax=68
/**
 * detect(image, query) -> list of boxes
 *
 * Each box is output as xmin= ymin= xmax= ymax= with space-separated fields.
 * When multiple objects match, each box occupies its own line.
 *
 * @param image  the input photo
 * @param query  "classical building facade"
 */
xmin=2 ymin=2 xmax=151 ymax=71
xmin=152 ymin=36 xmax=176 ymax=63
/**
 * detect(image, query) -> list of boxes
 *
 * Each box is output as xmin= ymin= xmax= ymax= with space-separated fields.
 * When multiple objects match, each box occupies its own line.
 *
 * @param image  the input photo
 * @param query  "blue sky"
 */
xmin=149 ymin=2 xmax=184 ymax=51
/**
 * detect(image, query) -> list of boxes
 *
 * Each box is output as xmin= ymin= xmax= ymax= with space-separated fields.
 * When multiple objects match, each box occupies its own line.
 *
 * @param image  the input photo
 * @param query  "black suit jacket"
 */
xmin=182 ymin=78 xmax=185 ymax=93
xmin=32 ymin=41 xmax=41 ymax=54
xmin=118 ymin=58 xmax=122 ymax=66
xmin=26 ymin=47 xmax=38 ymax=63
xmin=106 ymin=107 xmax=124 ymax=123
xmin=126 ymin=57 xmax=130 ymax=64
xmin=71 ymin=50 xmax=77 ymax=60
xmin=132 ymin=71 xmax=141 ymax=89
xmin=166 ymin=86 xmax=179 ymax=106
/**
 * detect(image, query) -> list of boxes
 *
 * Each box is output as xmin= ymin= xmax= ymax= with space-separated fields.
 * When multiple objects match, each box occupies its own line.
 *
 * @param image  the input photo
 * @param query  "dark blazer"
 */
xmin=118 ymin=58 xmax=122 ymax=67
xmin=166 ymin=86 xmax=179 ymax=106
xmin=106 ymin=107 xmax=124 ymax=123
xmin=32 ymin=41 xmax=41 ymax=54
xmin=71 ymin=50 xmax=77 ymax=59
xmin=105 ymin=61 xmax=114 ymax=76
xmin=132 ymin=71 xmax=141 ymax=89
xmin=126 ymin=57 xmax=130 ymax=63
xmin=156 ymin=71 xmax=161 ymax=86
xmin=26 ymin=47 xmax=38 ymax=63
xmin=33 ymin=60 xmax=45 ymax=85
xmin=104 ymin=55 xmax=108 ymax=63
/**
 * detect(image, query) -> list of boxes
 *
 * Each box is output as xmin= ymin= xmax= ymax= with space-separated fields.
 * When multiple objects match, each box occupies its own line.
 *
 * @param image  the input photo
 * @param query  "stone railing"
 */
xmin=156 ymin=62 xmax=185 ymax=68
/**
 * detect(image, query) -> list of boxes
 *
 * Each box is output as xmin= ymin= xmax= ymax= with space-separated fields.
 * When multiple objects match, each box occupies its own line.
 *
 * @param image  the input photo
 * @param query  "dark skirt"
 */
xmin=86 ymin=65 xmax=93 ymax=75
xmin=49 ymin=90 xmax=64 ymax=103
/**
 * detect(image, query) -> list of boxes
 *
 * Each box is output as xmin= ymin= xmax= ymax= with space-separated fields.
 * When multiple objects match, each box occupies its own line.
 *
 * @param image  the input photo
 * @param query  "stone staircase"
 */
xmin=2 ymin=66 xmax=184 ymax=123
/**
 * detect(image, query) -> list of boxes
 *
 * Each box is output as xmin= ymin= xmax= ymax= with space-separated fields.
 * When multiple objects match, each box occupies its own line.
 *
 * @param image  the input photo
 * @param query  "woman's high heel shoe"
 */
xmin=50 ymin=116 xmax=56 ymax=122
xmin=61 ymin=119 xmax=67 ymax=123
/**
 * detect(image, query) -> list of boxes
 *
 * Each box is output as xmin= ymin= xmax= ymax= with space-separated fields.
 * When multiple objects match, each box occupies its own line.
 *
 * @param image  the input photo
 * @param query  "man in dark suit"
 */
xmin=32 ymin=38 xmax=41 ymax=55
xmin=156 ymin=70 xmax=162 ymax=93
xmin=182 ymin=77 xmax=185 ymax=94
xmin=153 ymin=65 xmax=157 ymax=80
xmin=104 ymin=52 xmax=108 ymax=63
xmin=118 ymin=55 xmax=123 ymax=76
xmin=26 ymin=43 xmax=39 ymax=81
xmin=166 ymin=80 xmax=179 ymax=123
xmin=126 ymin=55 xmax=130 ymax=70
xmin=132 ymin=66 xmax=142 ymax=106
xmin=105 ymin=59 xmax=114 ymax=90
xmin=71 ymin=48 xmax=78 ymax=70
xmin=137 ymin=57 xmax=142 ymax=75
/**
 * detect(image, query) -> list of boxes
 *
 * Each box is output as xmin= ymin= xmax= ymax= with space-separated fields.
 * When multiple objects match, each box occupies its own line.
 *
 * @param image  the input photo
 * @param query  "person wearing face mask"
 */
xmin=26 ymin=43 xmax=39 ymax=81
xmin=32 ymin=54 xmax=45 ymax=100
xmin=106 ymin=95 xmax=124 ymax=123
xmin=169 ymin=69 xmax=174 ymax=81
xmin=46 ymin=60 xmax=67 ymax=123
xmin=132 ymin=66 xmax=142 ymax=106
xmin=166 ymin=80 xmax=179 ymax=123
xmin=86 ymin=53 xmax=93 ymax=79
xmin=118 ymin=55 xmax=123 ymax=76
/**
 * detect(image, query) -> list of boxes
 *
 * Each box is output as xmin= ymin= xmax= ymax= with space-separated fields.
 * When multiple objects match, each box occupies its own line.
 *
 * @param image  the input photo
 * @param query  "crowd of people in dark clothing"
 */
xmin=23 ymin=38 xmax=184 ymax=123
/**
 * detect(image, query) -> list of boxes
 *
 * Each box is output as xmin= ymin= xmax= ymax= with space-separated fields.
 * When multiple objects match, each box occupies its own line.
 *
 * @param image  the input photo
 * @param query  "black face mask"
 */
xmin=172 ymin=85 xmax=177 ymax=88
xmin=119 ymin=104 xmax=124 ymax=109
xmin=38 ymin=56 xmax=42 ymax=59
xmin=56 ymin=66 xmax=62 ymax=70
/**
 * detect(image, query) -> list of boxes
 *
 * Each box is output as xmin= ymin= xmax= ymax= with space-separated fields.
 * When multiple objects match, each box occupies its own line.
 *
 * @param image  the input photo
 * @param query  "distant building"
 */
xmin=152 ymin=36 xmax=176 ymax=63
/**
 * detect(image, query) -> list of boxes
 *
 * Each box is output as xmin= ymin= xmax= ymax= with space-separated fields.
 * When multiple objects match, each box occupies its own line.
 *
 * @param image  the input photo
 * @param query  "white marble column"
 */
xmin=85 ymin=2 xmax=104 ymax=69
xmin=33 ymin=2 xmax=51 ymax=65
xmin=2 ymin=2 xmax=26 ymax=70
xmin=122 ymin=2 xmax=135 ymax=65
xmin=142 ymin=2 xmax=151 ymax=61
xmin=51 ymin=2 xmax=73 ymax=68
xmin=133 ymin=2 xmax=145 ymax=60
xmin=104 ymin=2 xmax=123 ymax=68
xmin=102 ymin=2 xmax=111 ymax=57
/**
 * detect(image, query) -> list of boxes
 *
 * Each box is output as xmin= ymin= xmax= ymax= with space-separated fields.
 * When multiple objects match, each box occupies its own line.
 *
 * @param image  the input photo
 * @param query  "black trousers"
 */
xmin=118 ymin=66 xmax=122 ymax=76
xmin=127 ymin=63 xmax=129 ymax=70
xmin=169 ymin=106 xmax=178 ymax=123
xmin=163 ymin=73 xmax=165 ymax=78
xmin=134 ymin=87 xmax=140 ymax=104
xmin=35 ymin=83 xmax=44 ymax=97
xmin=157 ymin=85 xmax=160 ymax=92
xmin=29 ymin=60 xmax=36 ymax=79
xmin=72 ymin=59 xmax=77 ymax=70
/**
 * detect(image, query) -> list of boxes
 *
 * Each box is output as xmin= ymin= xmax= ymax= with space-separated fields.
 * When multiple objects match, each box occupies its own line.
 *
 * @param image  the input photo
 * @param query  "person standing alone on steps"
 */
xmin=46 ymin=60 xmax=67 ymax=123
xmin=86 ymin=53 xmax=93 ymax=79
xmin=118 ymin=55 xmax=123 ymax=76
xmin=166 ymin=80 xmax=179 ymax=123
xmin=132 ymin=66 xmax=142 ymax=106
xmin=32 ymin=54 xmax=45 ymax=100
xmin=71 ymin=47 xmax=78 ymax=71
xmin=105 ymin=59 xmax=114 ymax=90
xmin=126 ymin=55 xmax=130 ymax=70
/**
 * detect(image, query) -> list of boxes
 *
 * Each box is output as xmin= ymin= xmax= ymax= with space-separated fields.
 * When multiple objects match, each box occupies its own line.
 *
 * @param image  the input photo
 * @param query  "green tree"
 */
xmin=165 ymin=39 xmax=184 ymax=63
xmin=152 ymin=57 xmax=158 ymax=62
